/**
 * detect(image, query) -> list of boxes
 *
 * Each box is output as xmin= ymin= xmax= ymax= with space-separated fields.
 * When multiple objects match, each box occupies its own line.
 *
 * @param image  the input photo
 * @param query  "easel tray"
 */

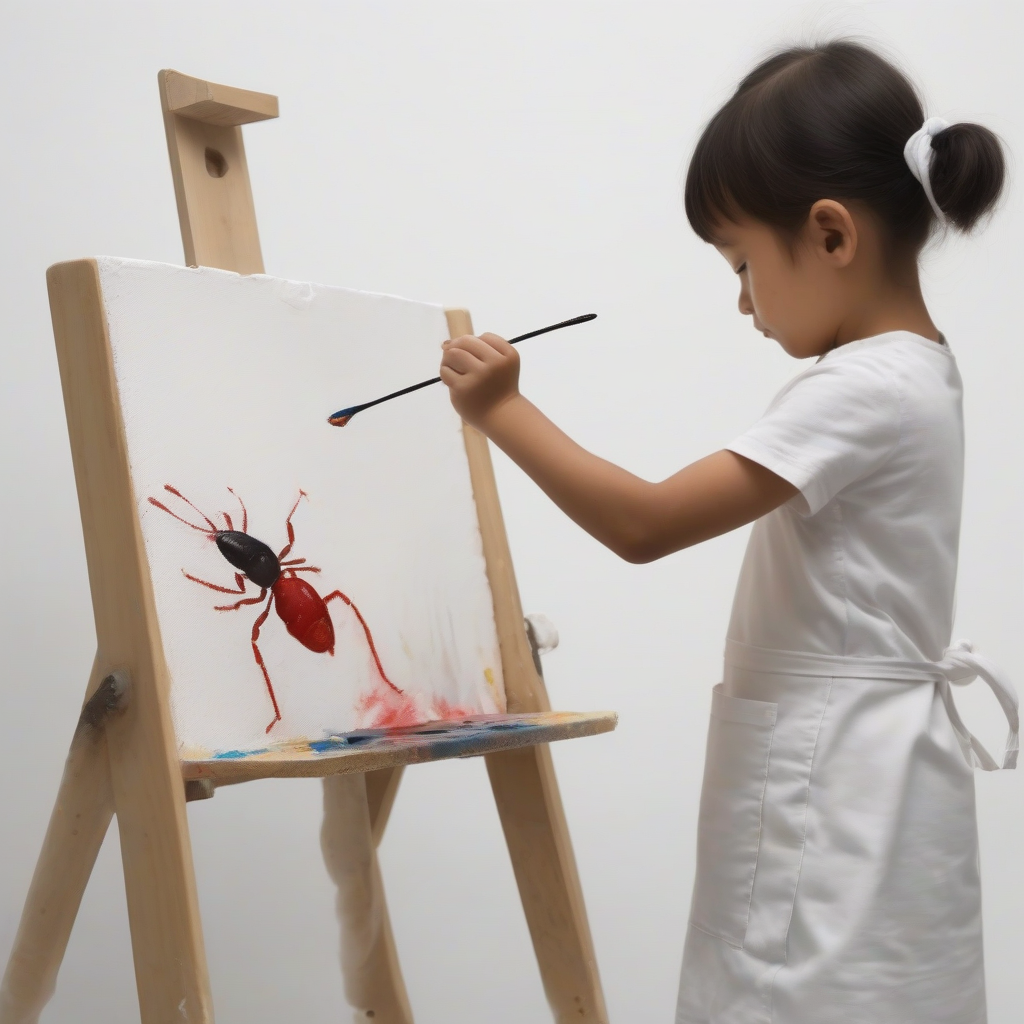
xmin=182 ymin=709 xmax=618 ymax=784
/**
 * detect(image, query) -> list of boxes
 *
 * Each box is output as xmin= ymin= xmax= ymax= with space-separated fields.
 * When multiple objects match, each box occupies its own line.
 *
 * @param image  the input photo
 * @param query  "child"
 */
xmin=439 ymin=40 xmax=1018 ymax=1024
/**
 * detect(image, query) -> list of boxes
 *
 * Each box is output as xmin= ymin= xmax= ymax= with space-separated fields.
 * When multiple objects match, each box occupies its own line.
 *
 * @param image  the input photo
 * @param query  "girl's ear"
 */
xmin=807 ymin=199 xmax=858 ymax=268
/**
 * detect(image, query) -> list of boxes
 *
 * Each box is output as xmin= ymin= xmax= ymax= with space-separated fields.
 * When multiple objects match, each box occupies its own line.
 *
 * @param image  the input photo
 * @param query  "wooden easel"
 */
xmin=0 ymin=70 xmax=613 ymax=1024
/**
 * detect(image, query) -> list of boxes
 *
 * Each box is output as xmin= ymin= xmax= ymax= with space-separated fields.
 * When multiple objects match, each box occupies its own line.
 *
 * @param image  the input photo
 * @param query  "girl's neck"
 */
xmin=834 ymin=266 xmax=939 ymax=347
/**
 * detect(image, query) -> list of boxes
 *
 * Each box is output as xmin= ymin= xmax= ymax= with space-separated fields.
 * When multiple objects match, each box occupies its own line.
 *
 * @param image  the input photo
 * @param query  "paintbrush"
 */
xmin=327 ymin=313 xmax=597 ymax=427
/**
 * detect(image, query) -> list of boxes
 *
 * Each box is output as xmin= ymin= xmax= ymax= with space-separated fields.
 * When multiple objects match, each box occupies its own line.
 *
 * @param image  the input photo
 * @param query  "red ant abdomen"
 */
xmin=273 ymin=576 xmax=335 ymax=655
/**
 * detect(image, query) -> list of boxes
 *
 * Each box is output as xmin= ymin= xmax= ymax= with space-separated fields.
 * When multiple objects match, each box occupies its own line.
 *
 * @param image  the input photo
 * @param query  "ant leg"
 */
xmin=183 ymin=570 xmax=248 ymax=596
xmin=251 ymin=598 xmax=282 ymax=732
xmin=216 ymin=587 xmax=268 ymax=612
xmin=277 ymin=490 xmax=308 ymax=561
xmin=282 ymin=558 xmax=321 ymax=575
xmin=323 ymin=590 xmax=402 ymax=694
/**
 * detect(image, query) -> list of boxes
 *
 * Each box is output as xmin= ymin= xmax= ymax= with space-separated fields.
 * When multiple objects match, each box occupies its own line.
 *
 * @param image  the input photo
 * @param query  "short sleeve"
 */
xmin=726 ymin=355 xmax=901 ymax=516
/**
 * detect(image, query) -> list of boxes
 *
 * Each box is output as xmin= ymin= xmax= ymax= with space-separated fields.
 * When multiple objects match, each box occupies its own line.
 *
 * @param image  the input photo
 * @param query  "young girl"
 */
xmin=439 ymin=40 xmax=1018 ymax=1024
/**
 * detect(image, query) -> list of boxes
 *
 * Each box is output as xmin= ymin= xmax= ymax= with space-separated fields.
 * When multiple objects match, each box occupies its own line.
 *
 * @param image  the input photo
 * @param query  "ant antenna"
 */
xmin=148 ymin=484 xmax=218 ymax=534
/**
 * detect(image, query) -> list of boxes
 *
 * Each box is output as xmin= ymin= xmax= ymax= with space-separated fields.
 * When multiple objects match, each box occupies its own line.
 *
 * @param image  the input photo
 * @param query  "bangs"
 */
xmin=684 ymin=94 xmax=767 ymax=242
xmin=684 ymin=53 xmax=820 ymax=243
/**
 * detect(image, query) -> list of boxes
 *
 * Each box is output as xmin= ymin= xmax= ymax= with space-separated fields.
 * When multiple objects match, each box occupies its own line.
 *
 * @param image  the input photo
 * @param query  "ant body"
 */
xmin=148 ymin=484 xmax=402 ymax=733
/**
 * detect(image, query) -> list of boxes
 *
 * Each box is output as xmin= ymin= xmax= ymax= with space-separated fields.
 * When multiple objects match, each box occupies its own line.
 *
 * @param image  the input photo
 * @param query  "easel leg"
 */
xmin=365 ymin=766 xmax=404 ymax=846
xmin=105 ymin=672 xmax=213 ymax=1023
xmin=321 ymin=773 xmax=413 ymax=1024
xmin=487 ymin=745 xmax=609 ymax=1024
xmin=0 ymin=658 xmax=115 ymax=1024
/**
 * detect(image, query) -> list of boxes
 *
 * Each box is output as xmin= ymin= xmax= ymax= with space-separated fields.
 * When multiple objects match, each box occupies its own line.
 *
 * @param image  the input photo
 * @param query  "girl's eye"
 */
xmin=736 ymin=262 xmax=748 ymax=274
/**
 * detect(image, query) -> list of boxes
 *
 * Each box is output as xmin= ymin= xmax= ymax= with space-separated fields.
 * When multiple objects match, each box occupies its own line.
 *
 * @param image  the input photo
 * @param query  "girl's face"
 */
xmin=712 ymin=211 xmax=853 ymax=360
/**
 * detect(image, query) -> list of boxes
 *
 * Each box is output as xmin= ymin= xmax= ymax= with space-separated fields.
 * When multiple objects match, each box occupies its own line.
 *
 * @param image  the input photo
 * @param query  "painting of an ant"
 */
xmin=100 ymin=257 xmax=503 ymax=755
xmin=148 ymin=484 xmax=404 ymax=733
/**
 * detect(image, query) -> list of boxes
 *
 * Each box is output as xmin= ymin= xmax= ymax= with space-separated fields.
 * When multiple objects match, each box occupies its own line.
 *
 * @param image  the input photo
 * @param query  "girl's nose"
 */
xmin=738 ymin=284 xmax=754 ymax=317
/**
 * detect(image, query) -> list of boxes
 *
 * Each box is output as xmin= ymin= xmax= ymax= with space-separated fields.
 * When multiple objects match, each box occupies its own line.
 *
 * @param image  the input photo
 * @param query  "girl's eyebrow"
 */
xmin=713 ymin=243 xmax=743 ymax=273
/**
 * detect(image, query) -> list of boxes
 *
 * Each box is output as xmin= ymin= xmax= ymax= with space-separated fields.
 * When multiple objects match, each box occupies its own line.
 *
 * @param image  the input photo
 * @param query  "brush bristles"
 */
xmin=327 ymin=413 xmax=353 ymax=427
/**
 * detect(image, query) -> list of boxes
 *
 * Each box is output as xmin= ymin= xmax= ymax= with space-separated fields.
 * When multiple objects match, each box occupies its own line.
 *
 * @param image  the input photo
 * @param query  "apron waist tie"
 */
xmin=724 ymin=638 xmax=1019 ymax=771
xmin=937 ymin=640 xmax=1019 ymax=771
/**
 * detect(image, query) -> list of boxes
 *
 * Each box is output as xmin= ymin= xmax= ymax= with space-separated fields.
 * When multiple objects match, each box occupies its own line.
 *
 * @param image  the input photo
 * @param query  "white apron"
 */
xmin=676 ymin=639 xmax=1018 ymax=1024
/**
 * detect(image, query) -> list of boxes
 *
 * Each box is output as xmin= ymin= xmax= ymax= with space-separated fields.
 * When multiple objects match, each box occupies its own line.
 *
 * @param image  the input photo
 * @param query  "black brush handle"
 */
xmin=329 ymin=313 xmax=596 ymax=422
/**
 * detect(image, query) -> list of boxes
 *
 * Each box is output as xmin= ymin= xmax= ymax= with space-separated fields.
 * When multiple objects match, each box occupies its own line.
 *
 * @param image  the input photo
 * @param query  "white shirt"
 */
xmin=725 ymin=331 xmax=963 ymax=663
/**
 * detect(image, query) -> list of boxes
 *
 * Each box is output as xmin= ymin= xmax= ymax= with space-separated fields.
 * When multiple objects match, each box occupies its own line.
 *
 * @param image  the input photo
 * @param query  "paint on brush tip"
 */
xmin=327 ymin=412 xmax=353 ymax=427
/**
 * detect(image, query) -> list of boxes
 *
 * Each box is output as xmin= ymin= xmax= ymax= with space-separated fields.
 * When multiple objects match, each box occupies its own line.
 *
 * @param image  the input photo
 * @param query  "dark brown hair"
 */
xmin=685 ymin=41 xmax=1005 ymax=250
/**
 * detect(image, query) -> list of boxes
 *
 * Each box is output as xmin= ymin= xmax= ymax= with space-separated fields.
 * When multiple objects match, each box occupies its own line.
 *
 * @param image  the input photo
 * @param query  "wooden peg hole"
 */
xmin=204 ymin=147 xmax=228 ymax=178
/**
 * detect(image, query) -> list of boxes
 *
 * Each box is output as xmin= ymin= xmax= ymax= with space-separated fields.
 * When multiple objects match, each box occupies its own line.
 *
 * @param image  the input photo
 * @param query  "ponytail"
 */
xmin=930 ymin=122 xmax=1006 ymax=231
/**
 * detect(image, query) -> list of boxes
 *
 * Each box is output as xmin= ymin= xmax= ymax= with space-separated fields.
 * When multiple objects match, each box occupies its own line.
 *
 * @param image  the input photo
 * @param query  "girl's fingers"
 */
xmin=446 ymin=333 xmax=484 ymax=353
xmin=440 ymin=346 xmax=483 ymax=374
xmin=439 ymin=359 xmax=465 ymax=379
xmin=451 ymin=334 xmax=503 ymax=363
xmin=478 ymin=332 xmax=512 ymax=354
xmin=447 ymin=333 xmax=515 ymax=365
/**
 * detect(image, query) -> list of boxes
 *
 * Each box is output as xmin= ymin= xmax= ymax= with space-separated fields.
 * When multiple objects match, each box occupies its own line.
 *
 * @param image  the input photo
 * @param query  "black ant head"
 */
xmin=215 ymin=531 xmax=281 ymax=589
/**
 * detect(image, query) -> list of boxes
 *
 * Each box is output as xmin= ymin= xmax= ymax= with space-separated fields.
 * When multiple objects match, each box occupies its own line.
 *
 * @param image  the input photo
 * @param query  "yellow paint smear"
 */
xmin=484 ymin=667 xmax=498 ymax=700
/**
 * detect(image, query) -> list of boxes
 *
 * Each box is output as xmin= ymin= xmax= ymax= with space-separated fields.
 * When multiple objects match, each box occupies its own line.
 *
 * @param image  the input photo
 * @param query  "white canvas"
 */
xmin=97 ymin=257 xmax=505 ymax=757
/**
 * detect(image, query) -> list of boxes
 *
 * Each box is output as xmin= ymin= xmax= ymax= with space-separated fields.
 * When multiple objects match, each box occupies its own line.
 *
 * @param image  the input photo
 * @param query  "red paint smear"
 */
xmin=356 ymin=689 xmax=481 ymax=730
xmin=431 ymin=697 xmax=482 ymax=721
xmin=357 ymin=687 xmax=422 ymax=729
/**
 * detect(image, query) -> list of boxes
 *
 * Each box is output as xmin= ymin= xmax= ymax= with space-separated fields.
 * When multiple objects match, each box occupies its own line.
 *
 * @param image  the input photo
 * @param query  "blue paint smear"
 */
xmin=307 ymin=736 xmax=354 ymax=752
xmin=213 ymin=747 xmax=269 ymax=759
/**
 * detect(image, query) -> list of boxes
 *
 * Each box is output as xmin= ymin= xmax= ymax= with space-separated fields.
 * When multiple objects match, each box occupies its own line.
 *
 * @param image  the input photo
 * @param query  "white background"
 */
xmin=1 ymin=2 xmax=1020 ymax=1022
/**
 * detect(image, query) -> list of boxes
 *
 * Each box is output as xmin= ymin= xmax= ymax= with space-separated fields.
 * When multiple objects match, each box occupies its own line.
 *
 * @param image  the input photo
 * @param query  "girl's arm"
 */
xmin=440 ymin=332 xmax=797 ymax=563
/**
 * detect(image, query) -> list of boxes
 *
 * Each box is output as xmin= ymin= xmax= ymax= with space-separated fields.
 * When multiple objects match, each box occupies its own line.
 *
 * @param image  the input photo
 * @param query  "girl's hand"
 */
xmin=439 ymin=333 xmax=521 ymax=429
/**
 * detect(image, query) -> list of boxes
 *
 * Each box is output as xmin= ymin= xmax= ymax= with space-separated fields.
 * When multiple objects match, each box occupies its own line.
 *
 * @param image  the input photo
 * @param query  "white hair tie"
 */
xmin=904 ymin=117 xmax=950 ymax=222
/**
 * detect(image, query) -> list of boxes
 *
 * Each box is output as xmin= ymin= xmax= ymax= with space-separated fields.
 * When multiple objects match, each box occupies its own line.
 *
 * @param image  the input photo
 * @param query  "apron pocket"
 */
xmin=689 ymin=684 xmax=777 ymax=948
